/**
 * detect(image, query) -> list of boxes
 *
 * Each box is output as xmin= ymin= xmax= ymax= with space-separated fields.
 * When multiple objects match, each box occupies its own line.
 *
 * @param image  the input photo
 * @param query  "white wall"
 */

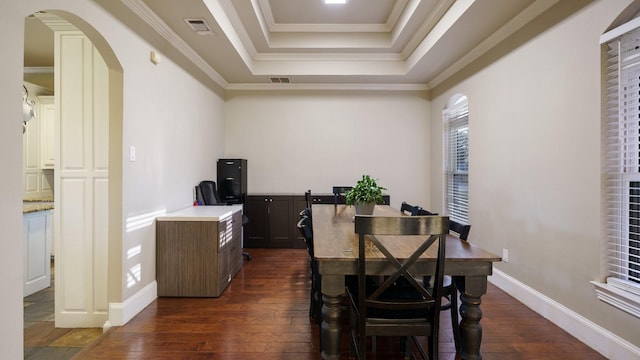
xmin=430 ymin=0 xmax=640 ymax=353
xmin=225 ymin=90 xmax=431 ymax=208
xmin=0 ymin=1 xmax=226 ymax=357
xmin=0 ymin=3 xmax=31 ymax=357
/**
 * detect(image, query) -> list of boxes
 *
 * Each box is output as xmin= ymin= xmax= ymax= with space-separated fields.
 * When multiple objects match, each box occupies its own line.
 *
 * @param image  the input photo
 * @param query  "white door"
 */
xmin=54 ymin=30 xmax=109 ymax=328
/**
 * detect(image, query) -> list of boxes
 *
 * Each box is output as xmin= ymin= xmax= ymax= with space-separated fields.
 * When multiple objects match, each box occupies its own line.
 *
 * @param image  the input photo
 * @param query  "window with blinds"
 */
xmin=444 ymin=95 xmax=469 ymax=224
xmin=604 ymin=26 xmax=640 ymax=291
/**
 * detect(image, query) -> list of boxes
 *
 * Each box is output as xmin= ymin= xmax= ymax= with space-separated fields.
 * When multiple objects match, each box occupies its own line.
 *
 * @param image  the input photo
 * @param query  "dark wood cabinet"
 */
xmin=244 ymin=195 xmax=306 ymax=248
xmin=244 ymin=193 xmax=390 ymax=249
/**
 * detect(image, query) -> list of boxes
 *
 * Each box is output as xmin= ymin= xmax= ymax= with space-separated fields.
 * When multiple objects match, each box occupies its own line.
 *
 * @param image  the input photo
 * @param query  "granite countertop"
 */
xmin=23 ymin=199 xmax=54 ymax=214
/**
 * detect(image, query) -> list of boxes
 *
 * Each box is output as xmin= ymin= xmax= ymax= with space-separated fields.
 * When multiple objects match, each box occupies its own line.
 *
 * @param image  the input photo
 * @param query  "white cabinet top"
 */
xmin=156 ymin=205 xmax=243 ymax=221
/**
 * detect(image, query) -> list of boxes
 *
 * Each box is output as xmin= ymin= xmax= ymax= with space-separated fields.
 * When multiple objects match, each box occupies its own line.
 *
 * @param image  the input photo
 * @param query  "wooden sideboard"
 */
xmin=243 ymin=193 xmax=390 ymax=249
xmin=156 ymin=205 xmax=243 ymax=297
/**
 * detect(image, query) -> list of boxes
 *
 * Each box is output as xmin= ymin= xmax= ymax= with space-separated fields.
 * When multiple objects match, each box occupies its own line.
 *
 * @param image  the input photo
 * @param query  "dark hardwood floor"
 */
xmin=73 ymin=249 xmax=606 ymax=359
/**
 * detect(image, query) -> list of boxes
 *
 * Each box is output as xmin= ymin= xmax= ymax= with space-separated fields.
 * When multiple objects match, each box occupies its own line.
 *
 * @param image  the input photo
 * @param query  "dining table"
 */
xmin=312 ymin=204 xmax=502 ymax=360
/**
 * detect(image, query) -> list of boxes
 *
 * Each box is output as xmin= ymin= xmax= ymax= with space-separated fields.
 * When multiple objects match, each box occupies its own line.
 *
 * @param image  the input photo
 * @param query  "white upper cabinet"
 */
xmin=38 ymin=96 xmax=55 ymax=169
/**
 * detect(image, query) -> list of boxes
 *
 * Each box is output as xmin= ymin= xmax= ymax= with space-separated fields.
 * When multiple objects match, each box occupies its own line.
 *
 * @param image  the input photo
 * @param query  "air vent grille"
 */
xmin=270 ymin=77 xmax=291 ymax=84
xmin=184 ymin=19 xmax=213 ymax=35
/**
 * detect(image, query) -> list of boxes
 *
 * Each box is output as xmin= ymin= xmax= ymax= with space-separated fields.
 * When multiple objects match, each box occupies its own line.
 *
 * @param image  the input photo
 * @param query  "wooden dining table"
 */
xmin=312 ymin=204 xmax=502 ymax=360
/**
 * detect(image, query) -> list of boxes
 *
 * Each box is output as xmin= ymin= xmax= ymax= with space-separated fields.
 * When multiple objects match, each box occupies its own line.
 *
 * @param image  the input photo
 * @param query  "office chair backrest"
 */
xmin=199 ymin=180 xmax=222 ymax=205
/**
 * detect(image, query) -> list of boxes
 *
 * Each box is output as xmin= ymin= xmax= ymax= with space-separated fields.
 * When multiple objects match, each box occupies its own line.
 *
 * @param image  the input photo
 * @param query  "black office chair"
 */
xmin=198 ymin=180 xmax=252 ymax=261
xmin=198 ymin=180 xmax=222 ymax=205
xmin=347 ymin=215 xmax=448 ymax=360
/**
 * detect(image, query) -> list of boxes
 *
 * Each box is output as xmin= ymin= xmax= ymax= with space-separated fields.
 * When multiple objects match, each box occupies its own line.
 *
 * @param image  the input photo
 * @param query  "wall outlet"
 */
xmin=502 ymin=248 xmax=509 ymax=263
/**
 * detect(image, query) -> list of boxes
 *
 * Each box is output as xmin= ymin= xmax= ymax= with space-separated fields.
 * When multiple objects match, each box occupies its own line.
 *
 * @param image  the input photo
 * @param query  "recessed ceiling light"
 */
xmin=324 ymin=0 xmax=347 ymax=4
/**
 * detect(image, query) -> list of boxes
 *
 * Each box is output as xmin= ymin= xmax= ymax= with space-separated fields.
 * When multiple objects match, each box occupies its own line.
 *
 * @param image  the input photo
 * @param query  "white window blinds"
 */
xmin=605 ymin=27 xmax=640 ymax=289
xmin=444 ymin=97 xmax=469 ymax=224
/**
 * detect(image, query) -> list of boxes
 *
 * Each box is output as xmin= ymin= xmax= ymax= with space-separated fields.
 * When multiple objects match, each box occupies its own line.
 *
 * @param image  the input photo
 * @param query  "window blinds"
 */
xmin=444 ymin=104 xmax=469 ymax=224
xmin=605 ymin=27 xmax=640 ymax=286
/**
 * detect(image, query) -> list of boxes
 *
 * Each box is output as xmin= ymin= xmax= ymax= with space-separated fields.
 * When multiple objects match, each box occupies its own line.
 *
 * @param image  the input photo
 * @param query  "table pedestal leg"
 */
xmin=321 ymin=275 xmax=344 ymax=360
xmin=455 ymin=275 xmax=487 ymax=360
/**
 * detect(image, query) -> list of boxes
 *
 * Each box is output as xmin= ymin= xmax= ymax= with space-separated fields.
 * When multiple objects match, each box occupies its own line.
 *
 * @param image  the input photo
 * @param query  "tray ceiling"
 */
xmin=25 ymin=0 xmax=574 ymax=90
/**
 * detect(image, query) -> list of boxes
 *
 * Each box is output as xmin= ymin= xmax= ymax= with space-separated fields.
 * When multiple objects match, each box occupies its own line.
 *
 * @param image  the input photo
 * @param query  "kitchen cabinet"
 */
xmin=23 ymin=209 xmax=52 ymax=297
xmin=38 ymin=96 xmax=55 ymax=169
xmin=156 ymin=205 xmax=243 ymax=297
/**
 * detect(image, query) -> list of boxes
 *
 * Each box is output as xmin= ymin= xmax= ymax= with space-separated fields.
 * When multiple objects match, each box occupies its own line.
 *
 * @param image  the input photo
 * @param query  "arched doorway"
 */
xmin=23 ymin=10 xmax=123 ymax=329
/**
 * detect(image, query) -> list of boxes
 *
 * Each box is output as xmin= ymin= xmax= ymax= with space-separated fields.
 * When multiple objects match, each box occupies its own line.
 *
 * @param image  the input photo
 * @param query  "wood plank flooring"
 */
xmin=73 ymin=249 xmax=606 ymax=359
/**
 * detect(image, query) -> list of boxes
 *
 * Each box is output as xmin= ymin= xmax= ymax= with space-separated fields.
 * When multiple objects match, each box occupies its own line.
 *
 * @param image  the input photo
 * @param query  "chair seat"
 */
xmin=348 ymin=282 xmax=433 ymax=320
xmin=440 ymin=275 xmax=454 ymax=310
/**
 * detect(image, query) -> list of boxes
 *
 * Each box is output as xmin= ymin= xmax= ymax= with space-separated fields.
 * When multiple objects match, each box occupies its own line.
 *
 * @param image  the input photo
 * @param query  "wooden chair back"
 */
xmin=332 ymin=186 xmax=352 ymax=205
xmin=350 ymin=215 xmax=449 ymax=359
xmin=400 ymin=201 xmax=420 ymax=216
xmin=449 ymin=219 xmax=471 ymax=240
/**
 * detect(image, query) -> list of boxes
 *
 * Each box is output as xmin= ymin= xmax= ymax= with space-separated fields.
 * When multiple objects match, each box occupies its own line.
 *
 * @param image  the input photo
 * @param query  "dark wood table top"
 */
xmin=312 ymin=204 xmax=502 ymax=276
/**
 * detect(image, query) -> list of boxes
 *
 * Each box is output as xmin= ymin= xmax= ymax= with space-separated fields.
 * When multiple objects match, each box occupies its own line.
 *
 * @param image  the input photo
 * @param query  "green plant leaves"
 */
xmin=345 ymin=175 xmax=387 ymax=205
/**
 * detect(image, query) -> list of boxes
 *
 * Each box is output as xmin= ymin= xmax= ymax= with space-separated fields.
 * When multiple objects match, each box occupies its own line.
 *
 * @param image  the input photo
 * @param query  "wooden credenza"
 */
xmin=243 ymin=193 xmax=390 ymax=249
xmin=156 ymin=205 xmax=243 ymax=297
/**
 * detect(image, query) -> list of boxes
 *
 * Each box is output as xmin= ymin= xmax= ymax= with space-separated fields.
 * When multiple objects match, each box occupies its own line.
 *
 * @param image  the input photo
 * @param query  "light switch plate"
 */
xmin=129 ymin=145 xmax=136 ymax=162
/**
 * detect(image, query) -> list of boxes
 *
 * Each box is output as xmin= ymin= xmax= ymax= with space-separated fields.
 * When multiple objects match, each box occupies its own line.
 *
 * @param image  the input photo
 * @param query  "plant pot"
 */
xmin=354 ymin=202 xmax=375 ymax=215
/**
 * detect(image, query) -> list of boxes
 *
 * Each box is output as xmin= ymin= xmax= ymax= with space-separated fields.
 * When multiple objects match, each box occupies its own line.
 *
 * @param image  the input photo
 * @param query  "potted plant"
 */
xmin=345 ymin=175 xmax=387 ymax=215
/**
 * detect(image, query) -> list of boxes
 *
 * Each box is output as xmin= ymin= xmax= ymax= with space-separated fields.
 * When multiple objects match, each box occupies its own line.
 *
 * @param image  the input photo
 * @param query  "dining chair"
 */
xmin=417 ymin=209 xmax=469 ymax=354
xmin=347 ymin=215 xmax=449 ymax=360
xmin=304 ymin=189 xmax=313 ymax=210
xmin=416 ymin=207 xmax=438 ymax=216
xmin=296 ymin=214 xmax=322 ymax=326
xmin=332 ymin=186 xmax=352 ymax=207
xmin=301 ymin=190 xmax=313 ymax=220
xmin=400 ymin=201 xmax=421 ymax=216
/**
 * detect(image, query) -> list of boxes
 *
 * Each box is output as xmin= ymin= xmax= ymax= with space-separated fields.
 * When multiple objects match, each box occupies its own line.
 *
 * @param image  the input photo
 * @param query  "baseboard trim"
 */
xmin=489 ymin=269 xmax=640 ymax=360
xmin=105 ymin=280 xmax=157 ymax=328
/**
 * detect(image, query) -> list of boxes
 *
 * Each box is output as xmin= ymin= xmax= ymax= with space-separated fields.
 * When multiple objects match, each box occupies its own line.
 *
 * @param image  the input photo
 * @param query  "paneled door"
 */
xmin=53 ymin=29 xmax=109 ymax=328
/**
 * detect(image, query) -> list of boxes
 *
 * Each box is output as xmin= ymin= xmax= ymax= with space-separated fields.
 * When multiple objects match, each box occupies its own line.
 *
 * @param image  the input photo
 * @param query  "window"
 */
xmin=595 ymin=24 xmax=640 ymax=318
xmin=444 ymin=94 xmax=469 ymax=224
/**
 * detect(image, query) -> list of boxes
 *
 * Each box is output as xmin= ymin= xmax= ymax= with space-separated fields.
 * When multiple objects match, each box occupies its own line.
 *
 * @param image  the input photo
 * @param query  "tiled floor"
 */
xmin=23 ymin=261 xmax=102 ymax=360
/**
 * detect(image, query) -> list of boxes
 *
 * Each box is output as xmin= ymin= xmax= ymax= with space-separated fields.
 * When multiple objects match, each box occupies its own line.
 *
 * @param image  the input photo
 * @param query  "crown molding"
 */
xmin=121 ymin=0 xmax=229 ymax=88
xmin=427 ymin=0 xmax=559 ymax=89
xmin=400 ymin=0 xmax=455 ymax=58
xmin=255 ymin=0 xmax=408 ymax=34
xmin=226 ymin=82 xmax=429 ymax=92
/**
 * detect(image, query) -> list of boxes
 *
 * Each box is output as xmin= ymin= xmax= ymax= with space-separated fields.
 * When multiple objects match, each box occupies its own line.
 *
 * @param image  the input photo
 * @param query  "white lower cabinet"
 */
xmin=23 ymin=210 xmax=52 ymax=297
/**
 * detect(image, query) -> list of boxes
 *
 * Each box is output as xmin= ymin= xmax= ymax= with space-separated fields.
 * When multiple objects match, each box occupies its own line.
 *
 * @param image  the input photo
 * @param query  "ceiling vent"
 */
xmin=184 ymin=19 xmax=213 ymax=35
xmin=269 ymin=77 xmax=291 ymax=84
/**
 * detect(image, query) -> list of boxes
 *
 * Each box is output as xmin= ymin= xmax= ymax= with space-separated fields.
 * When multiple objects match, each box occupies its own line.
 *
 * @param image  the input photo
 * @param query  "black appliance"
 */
xmin=217 ymin=159 xmax=247 ymax=204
